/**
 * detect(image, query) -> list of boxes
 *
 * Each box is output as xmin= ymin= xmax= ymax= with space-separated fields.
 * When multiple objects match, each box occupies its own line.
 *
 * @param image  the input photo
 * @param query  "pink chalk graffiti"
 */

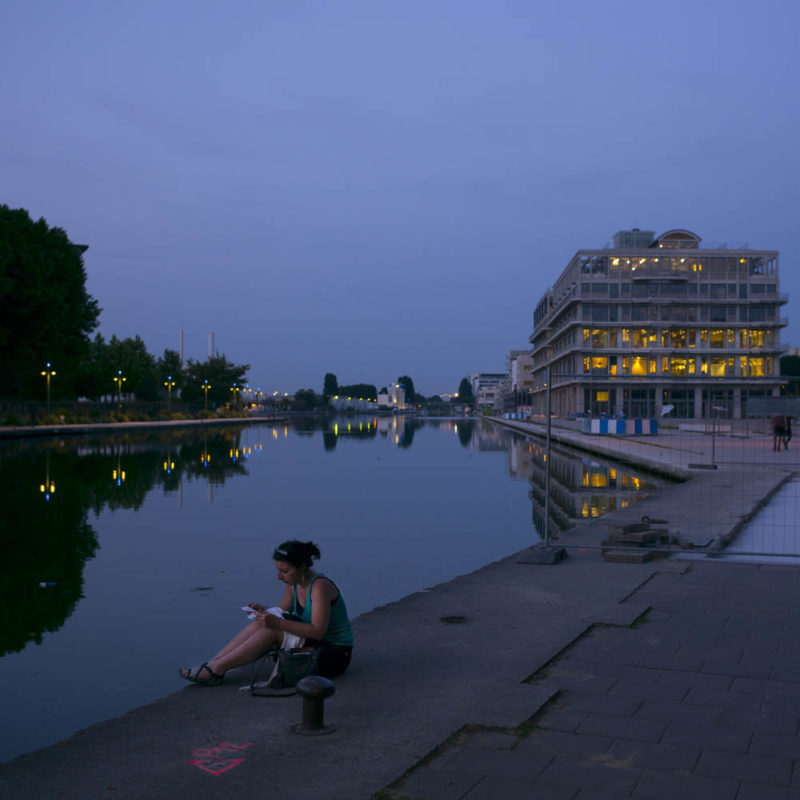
xmin=188 ymin=758 xmax=245 ymax=776
xmin=188 ymin=742 xmax=254 ymax=775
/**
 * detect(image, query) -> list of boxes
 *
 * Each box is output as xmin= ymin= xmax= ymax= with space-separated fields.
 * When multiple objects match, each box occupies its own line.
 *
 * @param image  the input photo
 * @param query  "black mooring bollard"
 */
xmin=291 ymin=675 xmax=336 ymax=736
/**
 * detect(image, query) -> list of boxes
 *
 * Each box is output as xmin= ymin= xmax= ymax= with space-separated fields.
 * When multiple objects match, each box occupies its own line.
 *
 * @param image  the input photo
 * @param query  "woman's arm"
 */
xmin=268 ymin=578 xmax=335 ymax=641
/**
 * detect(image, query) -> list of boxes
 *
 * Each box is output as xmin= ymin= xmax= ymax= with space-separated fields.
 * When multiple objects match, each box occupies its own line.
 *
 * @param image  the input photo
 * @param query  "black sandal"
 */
xmin=179 ymin=662 xmax=224 ymax=685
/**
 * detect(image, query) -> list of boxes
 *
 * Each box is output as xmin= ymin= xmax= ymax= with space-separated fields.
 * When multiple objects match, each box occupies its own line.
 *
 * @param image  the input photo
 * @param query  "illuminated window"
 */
xmin=700 ymin=357 xmax=709 ymax=374
xmin=622 ymin=356 xmax=630 ymax=374
xmin=621 ymin=328 xmax=631 ymax=345
xmin=688 ymin=357 xmax=696 ymax=374
xmin=710 ymin=329 xmax=724 ymax=348
xmin=592 ymin=357 xmax=608 ymax=373
xmin=670 ymin=358 xmax=687 ymax=376
xmin=583 ymin=328 xmax=591 ymax=345
xmin=671 ymin=329 xmax=686 ymax=348
xmin=648 ymin=329 xmax=658 ymax=347
xmin=688 ymin=329 xmax=697 ymax=348
xmin=631 ymin=356 xmax=647 ymax=376
xmin=710 ymin=357 xmax=726 ymax=377
xmin=749 ymin=358 xmax=765 ymax=377
xmin=592 ymin=329 xmax=608 ymax=348
xmin=739 ymin=329 xmax=748 ymax=348
xmin=727 ymin=329 xmax=735 ymax=346
xmin=700 ymin=329 xmax=709 ymax=345
xmin=595 ymin=391 xmax=609 ymax=403
xmin=749 ymin=330 xmax=765 ymax=348
xmin=740 ymin=356 xmax=747 ymax=375
xmin=649 ymin=358 xmax=657 ymax=375
xmin=583 ymin=356 xmax=590 ymax=373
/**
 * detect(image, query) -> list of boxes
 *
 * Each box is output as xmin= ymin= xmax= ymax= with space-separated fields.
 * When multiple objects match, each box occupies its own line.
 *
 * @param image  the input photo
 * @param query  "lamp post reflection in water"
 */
xmin=39 ymin=449 xmax=55 ymax=501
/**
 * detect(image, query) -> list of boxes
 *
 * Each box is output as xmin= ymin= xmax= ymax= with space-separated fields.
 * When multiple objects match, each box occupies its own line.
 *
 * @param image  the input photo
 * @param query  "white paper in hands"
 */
xmin=241 ymin=605 xmax=285 ymax=620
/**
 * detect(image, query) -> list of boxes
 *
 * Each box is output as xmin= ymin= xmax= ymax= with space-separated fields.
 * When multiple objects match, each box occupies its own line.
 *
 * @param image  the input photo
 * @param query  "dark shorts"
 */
xmin=305 ymin=640 xmax=353 ymax=678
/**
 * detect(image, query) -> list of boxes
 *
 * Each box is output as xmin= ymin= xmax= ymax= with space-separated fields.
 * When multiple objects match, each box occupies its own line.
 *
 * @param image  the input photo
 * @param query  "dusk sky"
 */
xmin=3 ymin=1 xmax=798 ymax=396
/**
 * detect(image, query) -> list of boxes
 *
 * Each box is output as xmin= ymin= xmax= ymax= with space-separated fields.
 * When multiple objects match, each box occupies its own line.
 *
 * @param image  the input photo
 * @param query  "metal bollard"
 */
xmin=290 ymin=675 xmax=336 ymax=736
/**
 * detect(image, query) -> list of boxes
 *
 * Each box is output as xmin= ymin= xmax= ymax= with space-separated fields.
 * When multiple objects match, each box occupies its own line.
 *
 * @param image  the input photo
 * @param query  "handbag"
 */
xmin=250 ymin=647 xmax=319 ymax=697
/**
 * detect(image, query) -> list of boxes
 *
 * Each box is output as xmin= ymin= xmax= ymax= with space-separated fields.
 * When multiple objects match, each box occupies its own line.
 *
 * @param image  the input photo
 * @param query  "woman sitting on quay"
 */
xmin=179 ymin=539 xmax=354 ymax=685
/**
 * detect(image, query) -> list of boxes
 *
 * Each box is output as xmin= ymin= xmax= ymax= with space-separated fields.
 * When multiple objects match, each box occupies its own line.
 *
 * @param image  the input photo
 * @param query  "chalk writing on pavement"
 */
xmin=187 ymin=741 xmax=254 ymax=775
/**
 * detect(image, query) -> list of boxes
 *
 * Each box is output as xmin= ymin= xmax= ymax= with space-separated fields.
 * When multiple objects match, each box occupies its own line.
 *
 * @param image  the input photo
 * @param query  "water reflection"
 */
xmin=0 ymin=417 xmax=662 ymax=659
xmin=506 ymin=436 xmax=666 ymax=538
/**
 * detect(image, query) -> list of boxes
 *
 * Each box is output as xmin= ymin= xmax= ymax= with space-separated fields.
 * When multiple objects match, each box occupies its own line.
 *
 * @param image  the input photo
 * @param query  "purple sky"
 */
xmin=3 ymin=1 xmax=798 ymax=396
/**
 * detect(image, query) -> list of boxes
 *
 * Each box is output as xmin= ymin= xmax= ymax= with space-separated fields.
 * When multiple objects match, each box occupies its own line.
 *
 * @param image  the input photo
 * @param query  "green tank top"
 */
xmin=291 ymin=573 xmax=354 ymax=647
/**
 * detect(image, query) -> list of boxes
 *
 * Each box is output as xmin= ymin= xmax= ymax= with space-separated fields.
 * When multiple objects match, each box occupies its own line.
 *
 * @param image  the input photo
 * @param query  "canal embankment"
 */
xmin=0 ymin=414 xmax=288 ymax=439
xmin=2 ymin=419 xmax=799 ymax=798
xmin=491 ymin=415 xmax=797 ymax=552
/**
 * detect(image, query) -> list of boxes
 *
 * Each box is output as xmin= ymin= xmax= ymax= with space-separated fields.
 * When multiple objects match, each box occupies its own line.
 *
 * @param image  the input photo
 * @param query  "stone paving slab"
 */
xmin=381 ymin=561 xmax=800 ymax=800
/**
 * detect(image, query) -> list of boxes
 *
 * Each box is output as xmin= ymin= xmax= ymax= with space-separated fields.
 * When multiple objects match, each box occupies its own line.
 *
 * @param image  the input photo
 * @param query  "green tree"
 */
xmin=338 ymin=383 xmax=378 ymax=400
xmin=293 ymin=388 xmax=318 ymax=410
xmin=781 ymin=355 xmax=800 ymax=396
xmin=106 ymin=335 xmax=157 ymax=400
xmin=457 ymin=377 xmax=474 ymax=403
xmin=182 ymin=355 xmax=249 ymax=407
xmin=323 ymin=372 xmax=339 ymax=396
xmin=157 ymin=349 xmax=184 ymax=394
xmin=75 ymin=333 xmax=111 ymax=401
xmin=397 ymin=375 xmax=418 ymax=404
xmin=0 ymin=205 xmax=100 ymax=398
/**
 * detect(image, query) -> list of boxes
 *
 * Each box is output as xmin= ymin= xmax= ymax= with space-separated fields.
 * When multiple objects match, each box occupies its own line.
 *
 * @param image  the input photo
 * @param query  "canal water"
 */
xmin=0 ymin=416 xmax=661 ymax=763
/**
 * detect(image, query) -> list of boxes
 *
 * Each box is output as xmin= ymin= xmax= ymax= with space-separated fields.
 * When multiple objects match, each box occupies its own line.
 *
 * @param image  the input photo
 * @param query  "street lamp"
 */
xmin=164 ymin=375 xmax=176 ymax=411
xmin=202 ymin=379 xmax=211 ymax=412
xmin=230 ymin=382 xmax=240 ymax=411
xmin=41 ymin=362 xmax=55 ymax=415
xmin=114 ymin=370 xmax=126 ymax=407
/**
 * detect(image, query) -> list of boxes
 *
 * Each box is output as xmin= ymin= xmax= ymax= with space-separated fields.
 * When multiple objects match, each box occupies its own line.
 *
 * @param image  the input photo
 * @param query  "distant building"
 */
xmin=377 ymin=383 xmax=406 ymax=410
xmin=469 ymin=372 xmax=508 ymax=410
xmin=506 ymin=350 xmax=535 ymax=413
xmin=529 ymin=228 xmax=786 ymax=419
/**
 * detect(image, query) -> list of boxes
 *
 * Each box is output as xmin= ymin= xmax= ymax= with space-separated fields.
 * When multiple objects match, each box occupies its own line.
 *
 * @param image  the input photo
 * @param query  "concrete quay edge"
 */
xmin=0 ymin=415 xmax=287 ymax=439
xmin=0 ymin=548 xmax=686 ymax=799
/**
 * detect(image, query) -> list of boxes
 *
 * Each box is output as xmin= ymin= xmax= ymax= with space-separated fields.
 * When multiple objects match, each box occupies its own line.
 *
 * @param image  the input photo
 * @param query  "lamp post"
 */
xmin=114 ymin=370 xmax=126 ymax=407
xmin=41 ymin=362 xmax=55 ymax=415
xmin=230 ymin=382 xmax=240 ymax=411
xmin=202 ymin=379 xmax=211 ymax=412
xmin=164 ymin=375 xmax=176 ymax=411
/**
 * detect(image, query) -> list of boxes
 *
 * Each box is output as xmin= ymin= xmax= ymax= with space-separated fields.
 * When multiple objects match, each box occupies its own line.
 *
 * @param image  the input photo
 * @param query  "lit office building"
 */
xmin=529 ymin=229 xmax=786 ymax=420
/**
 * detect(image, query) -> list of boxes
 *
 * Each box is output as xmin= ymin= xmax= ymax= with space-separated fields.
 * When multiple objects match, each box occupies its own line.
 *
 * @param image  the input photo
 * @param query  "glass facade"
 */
xmin=530 ymin=230 xmax=784 ymax=419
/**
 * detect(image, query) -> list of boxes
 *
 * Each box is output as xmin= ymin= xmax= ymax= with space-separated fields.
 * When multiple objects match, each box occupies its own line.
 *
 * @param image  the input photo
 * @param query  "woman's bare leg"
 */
xmin=206 ymin=628 xmax=283 ymax=675
xmin=208 ymin=619 xmax=264 ymax=663
xmin=180 ymin=622 xmax=283 ymax=683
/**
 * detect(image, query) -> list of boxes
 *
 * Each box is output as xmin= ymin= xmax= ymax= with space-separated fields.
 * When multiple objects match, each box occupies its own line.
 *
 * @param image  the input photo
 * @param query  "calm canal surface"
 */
xmin=0 ymin=416 xmax=662 ymax=763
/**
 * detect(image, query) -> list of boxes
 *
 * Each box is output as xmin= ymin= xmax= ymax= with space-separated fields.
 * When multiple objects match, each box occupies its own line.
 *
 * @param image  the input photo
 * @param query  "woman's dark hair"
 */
xmin=272 ymin=540 xmax=321 ymax=569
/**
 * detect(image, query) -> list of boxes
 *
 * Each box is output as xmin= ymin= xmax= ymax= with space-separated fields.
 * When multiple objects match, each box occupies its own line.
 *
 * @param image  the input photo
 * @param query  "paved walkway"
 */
xmin=385 ymin=560 xmax=800 ymax=800
xmin=3 ymin=420 xmax=800 ymax=799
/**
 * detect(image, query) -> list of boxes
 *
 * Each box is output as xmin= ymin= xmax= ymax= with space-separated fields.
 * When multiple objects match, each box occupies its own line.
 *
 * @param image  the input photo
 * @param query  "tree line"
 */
xmin=0 ymin=205 xmax=248 ymax=408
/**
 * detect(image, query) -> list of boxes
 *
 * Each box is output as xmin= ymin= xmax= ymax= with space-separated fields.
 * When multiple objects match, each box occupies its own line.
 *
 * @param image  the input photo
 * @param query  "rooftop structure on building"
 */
xmin=528 ymin=228 xmax=787 ymax=420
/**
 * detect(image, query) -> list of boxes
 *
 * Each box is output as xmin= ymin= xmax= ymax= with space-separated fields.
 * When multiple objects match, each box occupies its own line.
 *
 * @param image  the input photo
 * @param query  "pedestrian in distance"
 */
xmin=772 ymin=414 xmax=787 ymax=451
